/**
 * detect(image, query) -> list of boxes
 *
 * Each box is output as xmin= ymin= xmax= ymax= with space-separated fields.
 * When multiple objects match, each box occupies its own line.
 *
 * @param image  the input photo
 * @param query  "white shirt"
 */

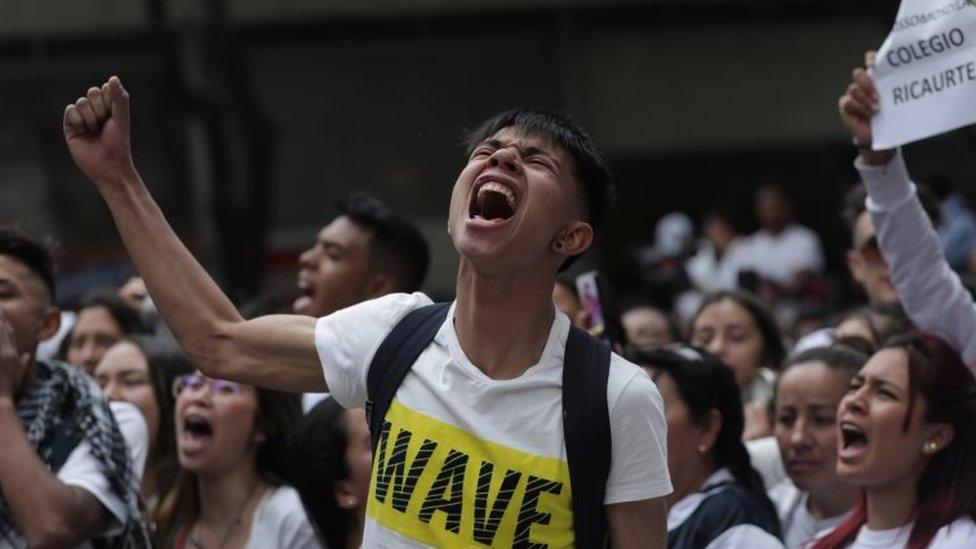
xmin=667 ymin=469 xmax=783 ymax=549
xmin=245 ymin=486 xmax=322 ymax=549
xmin=686 ymin=238 xmax=752 ymax=292
xmin=844 ymin=517 xmax=976 ymax=548
xmin=57 ymin=400 xmax=148 ymax=542
xmin=316 ymin=292 xmax=672 ymax=548
xmin=746 ymin=436 xmax=787 ymax=492
xmin=857 ymin=150 xmax=976 ymax=368
xmin=769 ymin=480 xmax=849 ymax=549
xmin=738 ymin=225 xmax=825 ymax=286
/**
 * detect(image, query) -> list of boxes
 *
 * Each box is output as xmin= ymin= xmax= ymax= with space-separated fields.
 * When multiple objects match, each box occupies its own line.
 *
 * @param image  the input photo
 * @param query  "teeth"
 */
xmin=478 ymin=182 xmax=517 ymax=210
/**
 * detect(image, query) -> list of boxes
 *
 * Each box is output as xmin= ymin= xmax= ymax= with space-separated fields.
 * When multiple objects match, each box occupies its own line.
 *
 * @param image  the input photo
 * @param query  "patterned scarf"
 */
xmin=0 ymin=360 xmax=152 ymax=548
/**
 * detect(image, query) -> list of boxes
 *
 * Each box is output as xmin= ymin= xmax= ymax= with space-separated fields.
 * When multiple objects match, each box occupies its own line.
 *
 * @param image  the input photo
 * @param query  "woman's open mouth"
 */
xmin=838 ymin=421 xmax=869 ymax=462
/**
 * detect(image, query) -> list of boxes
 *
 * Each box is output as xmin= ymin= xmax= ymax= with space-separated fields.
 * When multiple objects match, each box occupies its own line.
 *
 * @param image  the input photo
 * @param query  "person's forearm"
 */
xmin=0 ymin=398 xmax=103 ymax=546
xmin=859 ymin=150 xmax=976 ymax=366
xmin=94 ymin=168 xmax=244 ymax=376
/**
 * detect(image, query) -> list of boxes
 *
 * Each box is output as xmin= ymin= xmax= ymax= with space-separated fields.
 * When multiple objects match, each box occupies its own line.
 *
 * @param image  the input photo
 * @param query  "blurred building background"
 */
xmin=1 ymin=0 xmax=974 ymax=307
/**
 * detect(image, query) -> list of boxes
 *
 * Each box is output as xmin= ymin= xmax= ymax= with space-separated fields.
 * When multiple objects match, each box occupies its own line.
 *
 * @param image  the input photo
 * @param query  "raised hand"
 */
xmin=838 ymin=51 xmax=896 ymax=165
xmin=63 ymin=76 xmax=136 ymax=186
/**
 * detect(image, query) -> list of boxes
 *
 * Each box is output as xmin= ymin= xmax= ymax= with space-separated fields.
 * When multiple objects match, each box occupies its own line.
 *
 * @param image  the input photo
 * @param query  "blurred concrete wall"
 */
xmin=3 ymin=0 xmax=972 ymax=300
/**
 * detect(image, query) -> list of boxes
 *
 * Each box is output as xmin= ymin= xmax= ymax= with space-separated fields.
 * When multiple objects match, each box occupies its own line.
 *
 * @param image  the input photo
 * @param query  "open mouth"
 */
xmin=292 ymin=277 xmax=315 ymax=312
xmin=840 ymin=422 xmax=868 ymax=451
xmin=469 ymin=181 xmax=517 ymax=221
xmin=184 ymin=414 xmax=214 ymax=439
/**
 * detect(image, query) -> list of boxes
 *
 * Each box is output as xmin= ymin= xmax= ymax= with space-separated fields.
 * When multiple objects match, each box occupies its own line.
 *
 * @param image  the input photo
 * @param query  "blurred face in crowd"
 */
xmin=692 ymin=299 xmax=766 ymax=389
xmin=703 ymin=214 xmax=737 ymax=253
xmin=337 ymin=408 xmax=373 ymax=515
xmin=652 ymin=369 xmax=720 ymax=502
xmin=756 ymin=186 xmax=793 ymax=233
xmin=174 ymin=372 xmax=262 ymax=477
xmin=837 ymin=349 xmax=950 ymax=489
xmin=0 ymin=254 xmax=59 ymax=358
xmin=68 ymin=305 xmax=124 ymax=374
xmin=775 ymin=361 xmax=849 ymax=493
xmin=294 ymin=216 xmax=377 ymax=317
xmin=621 ymin=306 xmax=673 ymax=350
xmin=95 ymin=341 xmax=159 ymax=452
xmin=447 ymin=127 xmax=590 ymax=275
xmin=847 ymin=212 xmax=899 ymax=306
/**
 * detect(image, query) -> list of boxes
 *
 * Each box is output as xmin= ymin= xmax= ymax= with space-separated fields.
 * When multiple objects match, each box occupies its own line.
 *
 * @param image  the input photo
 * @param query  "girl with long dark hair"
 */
xmin=628 ymin=344 xmax=782 ymax=548
xmin=814 ymin=333 xmax=976 ymax=548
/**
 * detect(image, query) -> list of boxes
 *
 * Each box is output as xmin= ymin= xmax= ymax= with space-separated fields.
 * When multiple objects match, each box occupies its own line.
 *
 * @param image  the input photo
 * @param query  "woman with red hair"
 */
xmin=813 ymin=334 xmax=976 ymax=548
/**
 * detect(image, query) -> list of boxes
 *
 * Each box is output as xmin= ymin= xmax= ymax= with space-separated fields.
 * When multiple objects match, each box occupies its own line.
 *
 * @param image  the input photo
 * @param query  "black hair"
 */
xmin=336 ymin=192 xmax=430 ymax=293
xmin=77 ymin=288 xmax=148 ymax=335
xmin=831 ymin=303 xmax=913 ymax=355
xmin=0 ymin=227 xmax=56 ymax=302
xmin=124 ymin=335 xmax=194 ymax=501
xmin=841 ymin=184 xmax=942 ymax=243
xmin=628 ymin=344 xmax=779 ymax=523
xmin=463 ymin=109 xmax=615 ymax=271
xmin=782 ymin=345 xmax=867 ymax=375
xmin=289 ymin=397 xmax=357 ymax=548
xmin=693 ymin=290 xmax=786 ymax=371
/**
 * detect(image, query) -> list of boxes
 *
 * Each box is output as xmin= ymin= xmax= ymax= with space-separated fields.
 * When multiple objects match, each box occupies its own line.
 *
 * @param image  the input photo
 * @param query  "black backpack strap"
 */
xmin=366 ymin=302 xmax=452 ymax=452
xmin=563 ymin=325 xmax=612 ymax=548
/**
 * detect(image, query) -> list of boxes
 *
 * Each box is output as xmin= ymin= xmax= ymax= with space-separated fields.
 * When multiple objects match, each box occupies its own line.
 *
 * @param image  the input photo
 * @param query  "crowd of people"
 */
xmin=0 ymin=49 xmax=974 ymax=548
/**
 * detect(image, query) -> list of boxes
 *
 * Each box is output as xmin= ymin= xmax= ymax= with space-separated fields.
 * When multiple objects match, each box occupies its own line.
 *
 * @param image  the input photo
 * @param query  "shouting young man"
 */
xmin=64 ymin=77 xmax=671 ymax=547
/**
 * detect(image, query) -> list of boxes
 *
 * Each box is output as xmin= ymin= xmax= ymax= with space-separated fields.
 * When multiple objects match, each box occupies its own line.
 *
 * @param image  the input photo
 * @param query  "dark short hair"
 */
xmin=0 ymin=228 xmax=56 ymax=301
xmin=337 ymin=192 xmax=429 ymax=293
xmin=78 ymin=288 xmax=147 ymax=335
xmin=463 ymin=109 xmax=615 ymax=271
xmin=841 ymin=184 xmax=942 ymax=243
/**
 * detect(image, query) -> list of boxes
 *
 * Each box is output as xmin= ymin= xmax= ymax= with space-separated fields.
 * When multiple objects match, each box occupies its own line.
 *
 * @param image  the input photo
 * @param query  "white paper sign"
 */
xmin=871 ymin=0 xmax=976 ymax=149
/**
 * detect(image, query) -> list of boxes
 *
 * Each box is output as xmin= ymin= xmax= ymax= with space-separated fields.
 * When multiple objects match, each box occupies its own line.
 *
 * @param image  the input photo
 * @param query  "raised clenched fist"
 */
xmin=838 ymin=51 xmax=895 ymax=165
xmin=63 ymin=76 xmax=136 ymax=186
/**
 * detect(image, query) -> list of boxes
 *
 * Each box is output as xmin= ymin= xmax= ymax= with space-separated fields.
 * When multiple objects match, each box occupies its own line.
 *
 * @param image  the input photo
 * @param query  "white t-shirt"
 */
xmin=746 ymin=436 xmax=787 ymax=492
xmin=769 ymin=480 xmax=849 ymax=549
xmin=245 ymin=485 xmax=322 ymax=549
xmin=739 ymin=224 xmax=825 ymax=286
xmin=316 ymin=293 xmax=672 ymax=548
xmin=57 ymin=400 xmax=147 ymax=542
xmin=843 ymin=517 xmax=976 ymax=548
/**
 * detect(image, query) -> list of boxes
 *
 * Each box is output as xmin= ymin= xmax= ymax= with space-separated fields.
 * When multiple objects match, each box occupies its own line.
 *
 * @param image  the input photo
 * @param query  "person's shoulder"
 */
xmin=607 ymin=353 xmax=663 ymax=415
xmin=699 ymin=483 xmax=776 ymax=526
xmin=932 ymin=516 xmax=976 ymax=548
xmin=320 ymin=291 xmax=436 ymax=331
xmin=256 ymin=485 xmax=311 ymax=525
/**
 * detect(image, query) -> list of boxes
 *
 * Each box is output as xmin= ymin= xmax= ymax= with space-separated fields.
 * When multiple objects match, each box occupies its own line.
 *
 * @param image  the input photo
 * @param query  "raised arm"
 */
xmin=63 ymin=77 xmax=324 ymax=392
xmin=839 ymin=54 xmax=976 ymax=367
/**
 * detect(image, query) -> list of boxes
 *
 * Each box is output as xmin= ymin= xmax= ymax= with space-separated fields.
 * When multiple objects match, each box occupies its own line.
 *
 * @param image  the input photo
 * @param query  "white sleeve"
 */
xmin=797 ymin=229 xmax=825 ymax=274
xmin=250 ymin=487 xmax=324 ymax=549
xmin=57 ymin=441 xmax=128 ymax=536
xmin=314 ymin=292 xmax=433 ymax=409
xmin=110 ymin=400 xmax=149 ymax=483
xmin=858 ymin=150 xmax=976 ymax=368
xmin=604 ymin=363 xmax=673 ymax=504
xmin=705 ymin=524 xmax=785 ymax=549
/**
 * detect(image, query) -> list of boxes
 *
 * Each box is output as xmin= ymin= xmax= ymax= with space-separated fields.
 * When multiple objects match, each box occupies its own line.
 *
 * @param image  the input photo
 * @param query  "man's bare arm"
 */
xmin=63 ymin=77 xmax=324 ymax=392
xmin=606 ymin=497 xmax=667 ymax=549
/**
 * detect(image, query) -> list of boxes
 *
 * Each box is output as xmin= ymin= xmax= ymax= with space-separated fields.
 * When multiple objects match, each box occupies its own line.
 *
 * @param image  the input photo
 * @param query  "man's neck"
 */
xmin=453 ymin=261 xmax=557 ymax=380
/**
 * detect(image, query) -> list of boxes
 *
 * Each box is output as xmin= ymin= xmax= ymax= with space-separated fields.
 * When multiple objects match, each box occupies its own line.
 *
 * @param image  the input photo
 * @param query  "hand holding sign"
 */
xmin=870 ymin=0 xmax=976 ymax=149
xmin=839 ymin=52 xmax=898 ymax=166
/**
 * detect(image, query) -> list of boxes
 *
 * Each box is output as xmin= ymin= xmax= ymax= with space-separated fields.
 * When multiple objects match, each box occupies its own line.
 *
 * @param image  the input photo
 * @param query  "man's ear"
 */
xmin=552 ymin=222 xmax=594 ymax=259
xmin=37 ymin=307 xmax=61 ymax=342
